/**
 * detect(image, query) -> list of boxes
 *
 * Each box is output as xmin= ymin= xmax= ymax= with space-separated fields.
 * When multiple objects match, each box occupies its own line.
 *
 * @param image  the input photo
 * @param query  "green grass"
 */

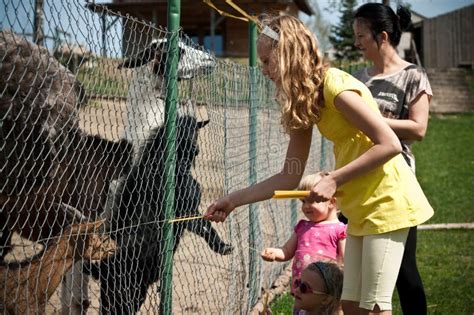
xmin=413 ymin=114 xmax=474 ymax=224
xmin=413 ymin=230 xmax=472 ymax=314
xmin=77 ymin=64 xmax=129 ymax=98
xmin=269 ymin=114 xmax=474 ymax=314
xmin=389 ymin=229 xmax=473 ymax=315
xmin=269 ymin=292 xmax=294 ymax=315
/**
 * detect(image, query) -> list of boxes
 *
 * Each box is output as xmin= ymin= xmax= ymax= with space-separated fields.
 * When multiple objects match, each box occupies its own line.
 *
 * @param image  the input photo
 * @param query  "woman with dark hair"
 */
xmin=352 ymin=3 xmax=432 ymax=314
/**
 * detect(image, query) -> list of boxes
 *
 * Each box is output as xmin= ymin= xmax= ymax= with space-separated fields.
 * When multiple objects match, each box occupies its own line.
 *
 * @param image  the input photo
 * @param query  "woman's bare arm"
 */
xmin=384 ymin=93 xmax=430 ymax=141
xmin=205 ymin=127 xmax=313 ymax=222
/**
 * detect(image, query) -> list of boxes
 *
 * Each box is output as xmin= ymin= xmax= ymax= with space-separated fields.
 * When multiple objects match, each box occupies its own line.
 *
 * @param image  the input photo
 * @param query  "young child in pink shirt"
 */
xmin=261 ymin=172 xmax=346 ymax=313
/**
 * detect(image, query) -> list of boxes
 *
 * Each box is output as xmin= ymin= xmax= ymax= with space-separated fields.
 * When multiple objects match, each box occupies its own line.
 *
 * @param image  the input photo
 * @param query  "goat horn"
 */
xmin=117 ymin=43 xmax=158 ymax=69
xmin=197 ymin=119 xmax=210 ymax=129
xmin=55 ymin=202 xmax=87 ymax=221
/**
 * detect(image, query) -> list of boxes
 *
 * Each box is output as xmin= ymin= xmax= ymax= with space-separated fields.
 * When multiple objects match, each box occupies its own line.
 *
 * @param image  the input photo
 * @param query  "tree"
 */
xmin=304 ymin=0 xmax=332 ymax=52
xmin=328 ymin=0 xmax=361 ymax=62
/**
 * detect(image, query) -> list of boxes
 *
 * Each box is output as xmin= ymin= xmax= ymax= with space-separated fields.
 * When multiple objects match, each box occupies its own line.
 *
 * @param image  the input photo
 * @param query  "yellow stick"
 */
xmin=168 ymin=215 xmax=204 ymax=223
xmin=272 ymin=190 xmax=310 ymax=199
xmin=273 ymin=190 xmax=344 ymax=199
xmin=168 ymin=189 xmax=327 ymax=224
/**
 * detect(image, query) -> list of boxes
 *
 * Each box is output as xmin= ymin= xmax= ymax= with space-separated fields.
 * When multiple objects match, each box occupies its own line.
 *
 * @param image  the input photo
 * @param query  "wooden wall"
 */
xmin=423 ymin=5 xmax=474 ymax=68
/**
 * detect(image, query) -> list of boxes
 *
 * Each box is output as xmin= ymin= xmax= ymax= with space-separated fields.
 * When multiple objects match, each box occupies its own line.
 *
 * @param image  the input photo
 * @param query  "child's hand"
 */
xmin=261 ymin=248 xmax=277 ymax=261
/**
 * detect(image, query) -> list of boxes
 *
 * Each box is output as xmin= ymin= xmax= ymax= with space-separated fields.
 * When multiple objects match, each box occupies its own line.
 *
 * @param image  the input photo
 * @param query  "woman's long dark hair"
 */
xmin=354 ymin=3 xmax=412 ymax=48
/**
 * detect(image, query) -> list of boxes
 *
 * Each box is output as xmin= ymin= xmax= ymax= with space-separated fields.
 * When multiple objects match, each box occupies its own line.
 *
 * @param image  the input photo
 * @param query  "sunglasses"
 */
xmin=294 ymin=278 xmax=327 ymax=295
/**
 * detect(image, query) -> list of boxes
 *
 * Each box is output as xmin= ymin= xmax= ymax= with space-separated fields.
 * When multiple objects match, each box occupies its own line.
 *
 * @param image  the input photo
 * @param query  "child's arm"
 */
xmin=261 ymin=233 xmax=298 ymax=262
xmin=337 ymin=238 xmax=346 ymax=265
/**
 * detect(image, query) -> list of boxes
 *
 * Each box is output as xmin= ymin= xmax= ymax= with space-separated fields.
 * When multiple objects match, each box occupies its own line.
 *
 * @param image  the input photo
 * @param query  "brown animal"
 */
xmin=0 ymin=220 xmax=116 ymax=315
xmin=0 ymin=30 xmax=132 ymax=257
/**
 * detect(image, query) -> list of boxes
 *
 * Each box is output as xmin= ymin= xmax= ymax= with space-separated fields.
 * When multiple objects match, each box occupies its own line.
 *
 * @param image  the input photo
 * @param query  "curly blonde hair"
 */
xmin=259 ymin=14 xmax=329 ymax=132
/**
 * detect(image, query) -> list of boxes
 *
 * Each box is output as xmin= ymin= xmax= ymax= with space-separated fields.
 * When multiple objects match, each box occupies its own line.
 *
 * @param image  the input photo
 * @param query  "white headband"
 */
xmin=261 ymin=25 xmax=279 ymax=42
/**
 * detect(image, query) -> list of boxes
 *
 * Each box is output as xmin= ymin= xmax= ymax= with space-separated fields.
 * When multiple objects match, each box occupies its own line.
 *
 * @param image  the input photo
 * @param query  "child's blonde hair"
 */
xmin=306 ymin=260 xmax=344 ymax=315
xmin=298 ymin=172 xmax=326 ymax=191
xmin=258 ymin=14 xmax=329 ymax=133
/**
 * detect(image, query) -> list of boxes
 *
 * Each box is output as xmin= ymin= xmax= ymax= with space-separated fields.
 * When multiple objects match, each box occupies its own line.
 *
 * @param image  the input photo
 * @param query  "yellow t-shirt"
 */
xmin=317 ymin=68 xmax=434 ymax=236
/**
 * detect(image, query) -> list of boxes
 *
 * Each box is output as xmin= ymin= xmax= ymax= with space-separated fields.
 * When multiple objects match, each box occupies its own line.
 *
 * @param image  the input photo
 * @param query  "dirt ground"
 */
xmin=5 ymin=98 xmax=247 ymax=314
xmin=4 ymin=96 xmax=316 ymax=314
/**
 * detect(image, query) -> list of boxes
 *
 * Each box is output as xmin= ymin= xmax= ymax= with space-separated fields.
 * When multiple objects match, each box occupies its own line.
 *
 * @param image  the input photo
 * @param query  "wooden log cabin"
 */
xmin=87 ymin=0 xmax=314 ymax=57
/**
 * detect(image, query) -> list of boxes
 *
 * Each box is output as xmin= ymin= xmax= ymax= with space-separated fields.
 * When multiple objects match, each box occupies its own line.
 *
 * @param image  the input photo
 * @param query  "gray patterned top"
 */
xmin=353 ymin=64 xmax=432 ymax=171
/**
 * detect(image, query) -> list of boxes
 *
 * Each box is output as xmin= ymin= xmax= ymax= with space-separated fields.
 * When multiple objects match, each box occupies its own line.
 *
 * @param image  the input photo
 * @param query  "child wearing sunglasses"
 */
xmin=261 ymin=173 xmax=346 ymax=314
xmin=294 ymin=260 xmax=344 ymax=315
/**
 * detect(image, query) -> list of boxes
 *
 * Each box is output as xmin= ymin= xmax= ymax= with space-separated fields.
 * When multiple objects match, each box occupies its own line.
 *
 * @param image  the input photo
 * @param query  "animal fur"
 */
xmin=0 ymin=220 xmax=116 ymax=315
xmin=119 ymin=37 xmax=216 ymax=156
xmin=88 ymin=116 xmax=232 ymax=314
xmin=83 ymin=38 xmax=227 ymax=314
xmin=0 ymin=30 xmax=132 ymax=256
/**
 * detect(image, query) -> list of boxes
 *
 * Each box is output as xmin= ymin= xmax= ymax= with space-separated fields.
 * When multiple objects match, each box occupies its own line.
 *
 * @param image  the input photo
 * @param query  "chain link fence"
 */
xmin=0 ymin=1 xmax=333 ymax=314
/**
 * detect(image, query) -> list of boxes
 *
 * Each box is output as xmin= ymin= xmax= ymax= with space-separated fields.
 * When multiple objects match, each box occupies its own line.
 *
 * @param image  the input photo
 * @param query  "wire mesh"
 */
xmin=0 ymin=1 xmax=334 ymax=314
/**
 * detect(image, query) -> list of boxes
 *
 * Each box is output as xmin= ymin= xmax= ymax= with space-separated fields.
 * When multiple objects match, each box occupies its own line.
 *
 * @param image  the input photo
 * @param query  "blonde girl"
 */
xmin=261 ymin=173 xmax=346 ymax=314
xmin=205 ymin=14 xmax=433 ymax=315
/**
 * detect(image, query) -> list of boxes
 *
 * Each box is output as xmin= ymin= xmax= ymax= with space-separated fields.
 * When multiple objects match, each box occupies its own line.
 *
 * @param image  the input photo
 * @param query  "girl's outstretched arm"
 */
xmin=261 ymin=233 xmax=298 ymax=262
xmin=205 ymin=127 xmax=313 ymax=222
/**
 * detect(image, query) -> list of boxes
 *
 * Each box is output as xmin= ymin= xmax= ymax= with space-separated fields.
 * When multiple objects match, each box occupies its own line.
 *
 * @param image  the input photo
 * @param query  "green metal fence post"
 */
xmin=291 ymin=198 xmax=298 ymax=231
xmin=248 ymin=20 xmax=259 ymax=310
xmin=320 ymin=136 xmax=327 ymax=170
xmin=161 ymin=0 xmax=180 ymax=314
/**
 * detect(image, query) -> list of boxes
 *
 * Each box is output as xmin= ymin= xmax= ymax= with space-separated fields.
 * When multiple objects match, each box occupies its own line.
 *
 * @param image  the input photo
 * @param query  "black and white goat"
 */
xmin=87 ymin=39 xmax=232 ymax=314
xmin=116 ymin=37 xmax=230 ymax=254
xmin=90 ymin=115 xmax=232 ymax=314
xmin=120 ymin=37 xmax=216 ymax=156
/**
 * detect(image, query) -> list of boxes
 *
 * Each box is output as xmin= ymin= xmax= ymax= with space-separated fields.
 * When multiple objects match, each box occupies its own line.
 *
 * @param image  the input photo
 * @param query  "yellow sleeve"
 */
xmin=323 ymin=68 xmax=366 ymax=110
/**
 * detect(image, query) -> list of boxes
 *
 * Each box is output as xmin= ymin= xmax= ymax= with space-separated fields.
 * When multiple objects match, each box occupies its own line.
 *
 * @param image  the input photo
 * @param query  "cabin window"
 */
xmin=191 ymin=35 xmax=223 ymax=56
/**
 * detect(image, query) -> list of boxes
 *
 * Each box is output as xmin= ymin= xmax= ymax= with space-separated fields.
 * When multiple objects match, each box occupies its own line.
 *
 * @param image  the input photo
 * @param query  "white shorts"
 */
xmin=341 ymin=228 xmax=409 ymax=311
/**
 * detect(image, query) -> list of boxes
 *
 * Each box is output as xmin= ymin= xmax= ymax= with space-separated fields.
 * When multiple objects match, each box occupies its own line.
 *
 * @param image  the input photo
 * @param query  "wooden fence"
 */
xmin=423 ymin=4 xmax=474 ymax=68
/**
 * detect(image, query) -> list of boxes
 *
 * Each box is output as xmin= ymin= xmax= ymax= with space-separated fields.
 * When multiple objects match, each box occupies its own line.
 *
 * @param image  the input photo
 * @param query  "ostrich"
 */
xmin=0 ymin=29 xmax=132 ymax=253
xmin=0 ymin=220 xmax=116 ymax=315
xmin=0 ymin=29 xmax=133 ymax=313
xmin=89 ymin=114 xmax=233 ymax=314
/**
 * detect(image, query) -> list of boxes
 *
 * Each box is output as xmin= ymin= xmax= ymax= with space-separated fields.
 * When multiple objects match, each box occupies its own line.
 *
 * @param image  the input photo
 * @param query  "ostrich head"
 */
xmin=118 ymin=38 xmax=216 ymax=80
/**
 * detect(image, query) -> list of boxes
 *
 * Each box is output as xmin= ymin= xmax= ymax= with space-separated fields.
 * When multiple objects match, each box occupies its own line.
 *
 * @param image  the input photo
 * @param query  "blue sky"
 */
xmin=408 ymin=0 xmax=474 ymax=17
xmin=313 ymin=0 xmax=474 ymax=23
xmin=0 ymin=0 xmax=123 ymax=56
xmin=1 ymin=0 xmax=473 ymax=56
